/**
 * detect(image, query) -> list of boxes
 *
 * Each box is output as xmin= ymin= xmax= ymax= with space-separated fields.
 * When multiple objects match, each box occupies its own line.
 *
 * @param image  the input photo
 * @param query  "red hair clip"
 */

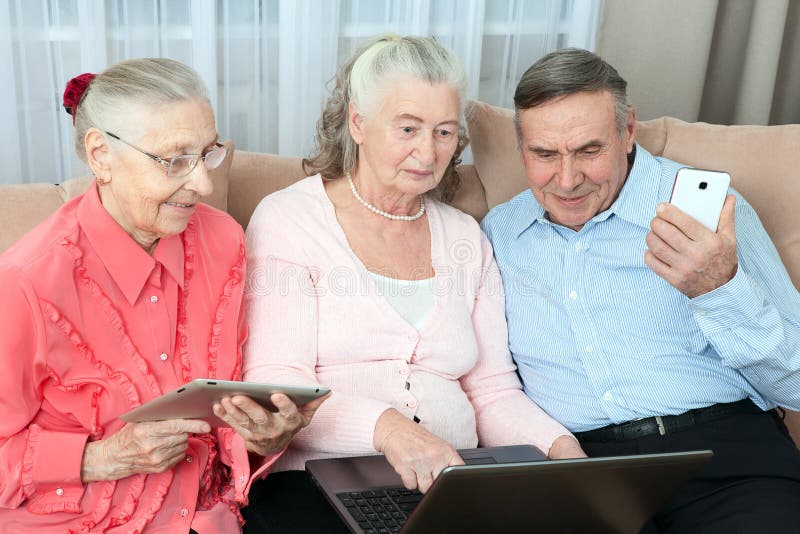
xmin=63 ymin=73 xmax=96 ymax=124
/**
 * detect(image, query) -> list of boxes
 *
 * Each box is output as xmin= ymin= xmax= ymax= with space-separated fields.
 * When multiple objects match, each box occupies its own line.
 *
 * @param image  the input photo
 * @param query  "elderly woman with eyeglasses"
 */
xmin=0 ymin=58 xmax=325 ymax=533
xmin=241 ymin=35 xmax=585 ymax=533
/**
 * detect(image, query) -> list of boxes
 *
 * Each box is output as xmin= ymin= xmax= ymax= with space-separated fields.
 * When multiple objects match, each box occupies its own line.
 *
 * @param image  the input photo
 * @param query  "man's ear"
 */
xmin=348 ymin=101 xmax=365 ymax=145
xmin=624 ymin=105 xmax=637 ymax=153
xmin=85 ymin=128 xmax=112 ymax=183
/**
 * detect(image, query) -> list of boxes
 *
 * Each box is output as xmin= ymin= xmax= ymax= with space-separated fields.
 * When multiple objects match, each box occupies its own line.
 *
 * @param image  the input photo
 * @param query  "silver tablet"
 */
xmin=119 ymin=379 xmax=330 ymax=427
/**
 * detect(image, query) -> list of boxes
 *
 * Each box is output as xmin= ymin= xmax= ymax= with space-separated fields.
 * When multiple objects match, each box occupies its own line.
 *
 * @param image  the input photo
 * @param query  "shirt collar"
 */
xmin=77 ymin=185 xmax=185 ymax=305
xmin=510 ymin=189 xmax=545 ymax=238
xmin=609 ymin=144 xmax=662 ymax=229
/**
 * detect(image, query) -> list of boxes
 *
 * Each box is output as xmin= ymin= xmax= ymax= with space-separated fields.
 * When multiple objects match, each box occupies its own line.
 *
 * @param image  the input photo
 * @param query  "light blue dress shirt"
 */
xmin=481 ymin=145 xmax=800 ymax=432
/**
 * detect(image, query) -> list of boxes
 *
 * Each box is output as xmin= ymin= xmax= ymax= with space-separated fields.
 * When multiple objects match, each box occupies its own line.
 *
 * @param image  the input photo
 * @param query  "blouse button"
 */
xmin=150 ymin=295 xmax=159 ymax=304
xmin=180 ymin=508 xmax=188 ymax=517
xmin=159 ymin=353 xmax=168 ymax=361
xmin=55 ymin=488 xmax=64 ymax=496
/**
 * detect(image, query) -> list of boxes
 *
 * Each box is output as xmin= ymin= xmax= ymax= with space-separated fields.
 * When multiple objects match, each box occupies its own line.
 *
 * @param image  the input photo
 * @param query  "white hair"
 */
xmin=72 ymin=57 xmax=208 ymax=161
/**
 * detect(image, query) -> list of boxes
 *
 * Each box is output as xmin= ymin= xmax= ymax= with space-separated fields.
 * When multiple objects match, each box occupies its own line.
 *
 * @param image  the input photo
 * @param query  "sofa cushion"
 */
xmin=450 ymin=165 xmax=488 ymax=222
xmin=227 ymin=151 xmax=307 ymax=229
xmin=0 ymin=183 xmax=68 ymax=253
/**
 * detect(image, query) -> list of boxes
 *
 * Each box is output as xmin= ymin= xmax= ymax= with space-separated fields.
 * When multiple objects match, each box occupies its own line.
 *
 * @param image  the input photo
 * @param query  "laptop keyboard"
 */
xmin=337 ymin=488 xmax=423 ymax=533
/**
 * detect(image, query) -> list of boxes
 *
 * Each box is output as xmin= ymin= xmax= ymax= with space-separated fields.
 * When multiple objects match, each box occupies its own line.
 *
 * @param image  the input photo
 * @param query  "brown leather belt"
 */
xmin=574 ymin=399 xmax=762 ymax=443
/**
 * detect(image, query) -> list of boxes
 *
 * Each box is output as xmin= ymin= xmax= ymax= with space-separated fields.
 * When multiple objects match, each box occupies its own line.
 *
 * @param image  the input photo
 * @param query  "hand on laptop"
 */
xmin=374 ymin=408 xmax=465 ymax=493
xmin=213 ymin=392 xmax=330 ymax=456
xmin=547 ymin=435 xmax=588 ymax=460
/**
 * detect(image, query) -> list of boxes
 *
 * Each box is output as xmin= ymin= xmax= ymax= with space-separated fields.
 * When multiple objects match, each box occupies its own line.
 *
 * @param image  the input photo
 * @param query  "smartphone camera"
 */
xmin=698 ymin=181 xmax=708 ymax=190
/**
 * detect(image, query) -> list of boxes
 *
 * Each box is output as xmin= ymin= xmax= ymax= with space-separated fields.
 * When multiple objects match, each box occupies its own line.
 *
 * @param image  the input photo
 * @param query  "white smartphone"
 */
xmin=669 ymin=167 xmax=731 ymax=232
xmin=119 ymin=379 xmax=330 ymax=427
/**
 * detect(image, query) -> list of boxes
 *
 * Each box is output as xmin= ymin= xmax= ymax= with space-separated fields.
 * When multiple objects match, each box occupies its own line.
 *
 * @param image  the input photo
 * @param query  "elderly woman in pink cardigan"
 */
xmin=242 ymin=35 xmax=586 ymax=532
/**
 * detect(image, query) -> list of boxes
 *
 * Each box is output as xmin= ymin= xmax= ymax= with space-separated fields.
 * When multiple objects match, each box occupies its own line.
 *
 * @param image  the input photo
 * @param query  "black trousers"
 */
xmin=579 ymin=407 xmax=800 ymax=533
xmin=242 ymin=470 xmax=349 ymax=534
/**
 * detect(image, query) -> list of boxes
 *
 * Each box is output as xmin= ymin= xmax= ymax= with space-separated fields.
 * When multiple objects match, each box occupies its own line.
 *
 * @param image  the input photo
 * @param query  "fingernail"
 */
xmin=656 ymin=203 xmax=665 ymax=214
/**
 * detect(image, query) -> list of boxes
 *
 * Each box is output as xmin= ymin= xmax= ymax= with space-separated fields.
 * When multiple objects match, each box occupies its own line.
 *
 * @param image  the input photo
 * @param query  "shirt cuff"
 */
xmin=22 ymin=427 xmax=89 ymax=513
xmin=689 ymin=267 xmax=762 ymax=332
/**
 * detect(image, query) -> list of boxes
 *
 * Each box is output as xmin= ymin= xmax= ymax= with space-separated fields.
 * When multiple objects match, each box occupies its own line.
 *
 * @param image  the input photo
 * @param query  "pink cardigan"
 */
xmin=243 ymin=176 xmax=571 ymax=471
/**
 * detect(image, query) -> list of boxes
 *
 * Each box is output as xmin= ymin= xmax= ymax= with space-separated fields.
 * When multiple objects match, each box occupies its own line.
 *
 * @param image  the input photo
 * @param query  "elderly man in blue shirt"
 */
xmin=481 ymin=48 xmax=800 ymax=533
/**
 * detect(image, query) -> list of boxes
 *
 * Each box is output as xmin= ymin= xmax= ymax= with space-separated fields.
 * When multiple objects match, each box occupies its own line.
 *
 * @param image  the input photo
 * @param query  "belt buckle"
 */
xmin=655 ymin=415 xmax=666 ymax=436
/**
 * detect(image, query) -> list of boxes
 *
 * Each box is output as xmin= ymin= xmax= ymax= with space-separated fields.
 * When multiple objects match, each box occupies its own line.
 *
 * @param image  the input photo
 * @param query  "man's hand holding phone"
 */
xmin=644 ymin=168 xmax=739 ymax=298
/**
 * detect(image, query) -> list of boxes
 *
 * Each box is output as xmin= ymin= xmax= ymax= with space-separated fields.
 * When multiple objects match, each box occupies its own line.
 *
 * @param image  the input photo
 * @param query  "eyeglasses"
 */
xmin=105 ymin=131 xmax=228 ymax=178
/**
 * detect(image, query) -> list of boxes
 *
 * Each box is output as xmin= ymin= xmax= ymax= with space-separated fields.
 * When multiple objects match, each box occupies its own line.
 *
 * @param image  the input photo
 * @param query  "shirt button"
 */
xmin=159 ymin=353 xmax=168 ymax=361
xmin=407 ymin=334 xmax=416 ymax=342
xmin=408 ymin=399 xmax=418 ymax=408
xmin=697 ymin=309 xmax=707 ymax=316
xmin=569 ymin=290 xmax=577 ymax=300
xmin=55 ymin=488 xmax=64 ymax=496
xmin=185 ymin=455 xmax=193 ymax=463
xmin=399 ymin=368 xmax=409 ymax=376
xmin=239 ymin=474 xmax=246 ymax=483
xmin=180 ymin=508 xmax=188 ymax=517
xmin=574 ymin=242 xmax=582 ymax=251
xmin=150 ymin=295 xmax=159 ymax=304
xmin=585 ymin=345 xmax=593 ymax=353
xmin=602 ymin=391 xmax=613 ymax=401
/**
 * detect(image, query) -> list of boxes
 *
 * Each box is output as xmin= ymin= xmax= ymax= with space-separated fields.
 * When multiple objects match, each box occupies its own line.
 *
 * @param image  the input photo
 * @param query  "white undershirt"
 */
xmin=369 ymin=272 xmax=435 ymax=329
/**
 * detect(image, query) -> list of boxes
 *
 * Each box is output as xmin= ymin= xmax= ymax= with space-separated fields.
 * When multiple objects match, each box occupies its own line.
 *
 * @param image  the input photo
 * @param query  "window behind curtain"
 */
xmin=0 ymin=0 xmax=601 ymax=185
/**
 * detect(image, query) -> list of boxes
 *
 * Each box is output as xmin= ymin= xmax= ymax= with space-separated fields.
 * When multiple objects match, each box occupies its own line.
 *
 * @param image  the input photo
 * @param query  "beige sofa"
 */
xmin=1 ymin=101 xmax=798 ymax=445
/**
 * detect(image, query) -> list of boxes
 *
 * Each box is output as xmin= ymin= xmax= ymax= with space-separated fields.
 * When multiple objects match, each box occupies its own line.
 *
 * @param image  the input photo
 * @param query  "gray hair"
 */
xmin=303 ymin=34 xmax=469 ymax=202
xmin=513 ymin=48 xmax=630 ymax=144
xmin=72 ymin=58 xmax=209 ymax=161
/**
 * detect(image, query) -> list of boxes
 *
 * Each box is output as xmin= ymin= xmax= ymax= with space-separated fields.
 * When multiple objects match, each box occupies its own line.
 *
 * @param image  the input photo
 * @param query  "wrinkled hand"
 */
xmin=373 ymin=409 xmax=464 ymax=493
xmin=81 ymin=419 xmax=211 ymax=482
xmin=644 ymin=195 xmax=738 ymax=298
xmin=547 ymin=435 xmax=588 ymax=460
xmin=213 ymin=393 xmax=329 ymax=456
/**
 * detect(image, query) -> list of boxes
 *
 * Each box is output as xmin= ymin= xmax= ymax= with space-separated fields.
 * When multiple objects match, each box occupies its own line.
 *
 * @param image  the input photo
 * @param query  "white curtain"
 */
xmin=1 ymin=0 xmax=601 ymax=185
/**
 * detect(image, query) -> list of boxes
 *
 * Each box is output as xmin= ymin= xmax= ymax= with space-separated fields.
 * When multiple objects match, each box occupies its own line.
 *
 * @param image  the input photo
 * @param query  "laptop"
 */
xmin=306 ymin=445 xmax=713 ymax=534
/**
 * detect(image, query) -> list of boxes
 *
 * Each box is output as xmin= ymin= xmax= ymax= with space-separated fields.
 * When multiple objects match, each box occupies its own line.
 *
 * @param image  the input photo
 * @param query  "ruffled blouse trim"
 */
xmin=70 ymin=481 xmax=116 ymax=532
xmin=21 ymin=424 xmax=41 ymax=502
xmin=123 ymin=472 xmax=173 ymax=532
xmin=63 ymin=238 xmax=163 ymax=401
xmin=176 ymin=220 xmax=198 ymax=383
xmin=208 ymin=243 xmax=246 ymax=380
xmin=40 ymin=299 xmax=140 ymax=414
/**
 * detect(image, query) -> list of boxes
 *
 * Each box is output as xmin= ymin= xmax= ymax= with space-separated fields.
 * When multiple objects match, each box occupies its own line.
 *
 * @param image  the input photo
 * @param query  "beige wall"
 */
xmin=595 ymin=0 xmax=718 ymax=122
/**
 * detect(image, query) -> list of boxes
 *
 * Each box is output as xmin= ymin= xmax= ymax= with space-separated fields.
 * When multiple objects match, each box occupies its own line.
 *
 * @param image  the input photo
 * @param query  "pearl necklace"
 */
xmin=347 ymin=174 xmax=425 ymax=222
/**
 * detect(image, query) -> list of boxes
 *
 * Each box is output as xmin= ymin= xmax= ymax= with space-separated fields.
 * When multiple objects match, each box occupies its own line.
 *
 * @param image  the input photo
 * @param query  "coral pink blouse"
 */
xmin=0 ymin=186 xmax=272 ymax=533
